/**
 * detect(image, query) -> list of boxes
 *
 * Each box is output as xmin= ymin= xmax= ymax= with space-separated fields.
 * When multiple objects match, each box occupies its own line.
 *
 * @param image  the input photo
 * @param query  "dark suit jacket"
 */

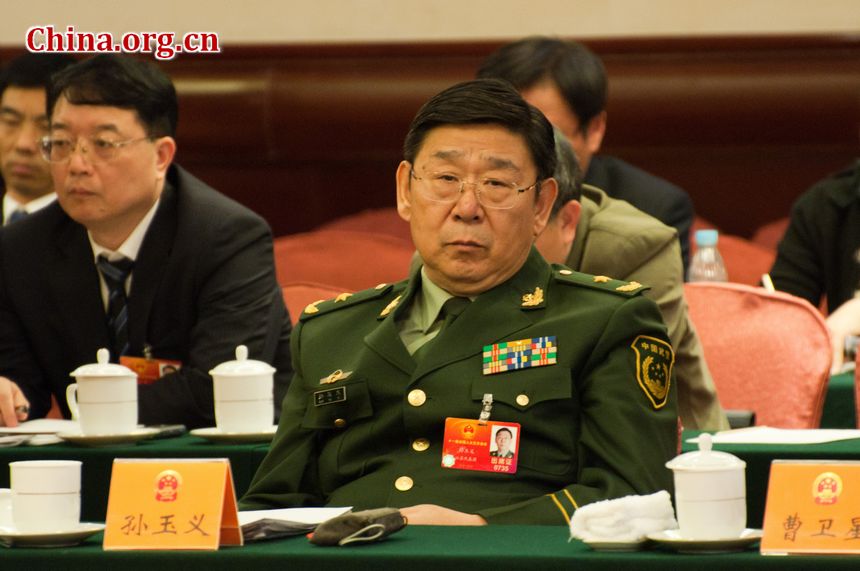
xmin=0 ymin=165 xmax=292 ymax=428
xmin=770 ymin=160 xmax=860 ymax=313
xmin=585 ymin=154 xmax=694 ymax=270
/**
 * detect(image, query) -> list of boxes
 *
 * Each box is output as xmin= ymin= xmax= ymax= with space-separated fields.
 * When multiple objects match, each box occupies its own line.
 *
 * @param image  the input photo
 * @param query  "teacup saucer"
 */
xmin=57 ymin=427 xmax=160 ymax=447
xmin=0 ymin=522 xmax=105 ymax=548
xmin=190 ymin=425 xmax=277 ymax=443
xmin=646 ymin=528 xmax=762 ymax=553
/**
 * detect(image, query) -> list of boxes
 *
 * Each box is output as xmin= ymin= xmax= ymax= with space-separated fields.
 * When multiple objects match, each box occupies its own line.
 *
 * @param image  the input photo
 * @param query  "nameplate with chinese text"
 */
xmin=103 ymin=458 xmax=242 ymax=550
xmin=761 ymin=460 xmax=860 ymax=554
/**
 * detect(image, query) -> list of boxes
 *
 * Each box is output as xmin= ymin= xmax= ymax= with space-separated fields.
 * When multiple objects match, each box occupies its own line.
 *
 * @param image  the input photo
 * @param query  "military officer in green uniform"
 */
xmin=242 ymin=79 xmax=678 ymax=525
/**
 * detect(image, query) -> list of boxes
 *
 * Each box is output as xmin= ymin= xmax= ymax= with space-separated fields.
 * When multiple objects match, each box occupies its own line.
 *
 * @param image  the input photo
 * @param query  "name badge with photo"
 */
xmin=121 ymin=356 xmax=183 ymax=385
xmin=441 ymin=418 xmax=520 ymax=474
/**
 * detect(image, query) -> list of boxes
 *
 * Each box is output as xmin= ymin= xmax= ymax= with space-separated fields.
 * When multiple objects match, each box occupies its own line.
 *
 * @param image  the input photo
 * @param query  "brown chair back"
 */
xmin=685 ymin=282 xmax=831 ymax=428
xmin=274 ymin=229 xmax=414 ymax=291
xmin=317 ymin=208 xmax=413 ymax=245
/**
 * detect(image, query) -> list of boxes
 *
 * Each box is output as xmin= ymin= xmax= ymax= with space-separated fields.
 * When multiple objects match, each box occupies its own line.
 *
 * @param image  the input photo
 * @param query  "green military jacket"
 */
xmin=242 ymin=248 xmax=678 ymax=525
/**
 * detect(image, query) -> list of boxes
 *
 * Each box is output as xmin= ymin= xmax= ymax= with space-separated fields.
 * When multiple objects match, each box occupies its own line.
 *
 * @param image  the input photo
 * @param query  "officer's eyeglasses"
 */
xmin=410 ymin=168 xmax=539 ymax=210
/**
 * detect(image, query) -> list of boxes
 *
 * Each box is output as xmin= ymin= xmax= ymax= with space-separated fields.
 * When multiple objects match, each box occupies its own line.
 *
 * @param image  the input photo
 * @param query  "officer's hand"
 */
xmin=825 ymin=298 xmax=860 ymax=374
xmin=400 ymin=504 xmax=487 ymax=526
xmin=0 ymin=377 xmax=29 ymax=427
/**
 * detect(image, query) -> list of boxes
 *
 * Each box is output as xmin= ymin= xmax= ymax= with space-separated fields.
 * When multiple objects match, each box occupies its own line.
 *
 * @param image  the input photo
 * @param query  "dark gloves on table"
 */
xmin=309 ymin=507 xmax=407 ymax=546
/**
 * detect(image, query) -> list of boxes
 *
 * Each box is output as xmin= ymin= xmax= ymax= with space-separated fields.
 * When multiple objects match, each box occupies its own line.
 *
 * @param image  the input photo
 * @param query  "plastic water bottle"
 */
xmin=687 ymin=229 xmax=728 ymax=282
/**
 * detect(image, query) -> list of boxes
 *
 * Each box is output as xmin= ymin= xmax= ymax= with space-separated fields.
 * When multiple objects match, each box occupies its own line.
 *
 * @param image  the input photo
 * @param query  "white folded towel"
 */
xmin=569 ymin=490 xmax=677 ymax=542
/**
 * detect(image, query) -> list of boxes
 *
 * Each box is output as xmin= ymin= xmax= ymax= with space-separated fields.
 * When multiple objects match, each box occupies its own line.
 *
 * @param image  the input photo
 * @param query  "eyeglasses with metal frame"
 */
xmin=39 ymin=135 xmax=152 ymax=163
xmin=410 ymin=168 xmax=540 ymax=210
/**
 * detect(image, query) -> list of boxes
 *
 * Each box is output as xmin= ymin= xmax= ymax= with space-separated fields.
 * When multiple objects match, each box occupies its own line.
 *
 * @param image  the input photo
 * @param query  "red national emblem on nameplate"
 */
xmin=154 ymin=469 xmax=183 ymax=502
xmin=813 ymin=472 xmax=842 ymax=505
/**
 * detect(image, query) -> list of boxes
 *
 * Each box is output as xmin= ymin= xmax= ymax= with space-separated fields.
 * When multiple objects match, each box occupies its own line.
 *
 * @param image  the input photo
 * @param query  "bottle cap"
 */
xmin=695 ymin=229 xmax=719 ymax=247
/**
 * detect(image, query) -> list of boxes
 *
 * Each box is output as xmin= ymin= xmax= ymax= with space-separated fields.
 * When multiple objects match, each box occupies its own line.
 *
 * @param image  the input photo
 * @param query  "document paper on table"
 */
xmin=686 ymin=426 xmax=860 ymax=445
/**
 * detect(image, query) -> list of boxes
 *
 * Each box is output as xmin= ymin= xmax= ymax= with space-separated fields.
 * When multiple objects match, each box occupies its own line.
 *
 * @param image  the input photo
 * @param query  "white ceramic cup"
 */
xmin=0 ymin=488 xmax=12 ymax=528
xmin=10 ymin=460 xmax=81 ymax=532
xmin=67 ymin=348 xmax=138 ymax=435
xmin=674 ymin=496 xmax=746 ymax=539
xmin=213 ymin=398 xmax=273 ymax=433
xmin=210 ymin=345 xmax=275 ymax=433
xmin=66 ymin=380 xmax=137 ymax=435
xmin=666 ymin=434 xmax=747 ymax=540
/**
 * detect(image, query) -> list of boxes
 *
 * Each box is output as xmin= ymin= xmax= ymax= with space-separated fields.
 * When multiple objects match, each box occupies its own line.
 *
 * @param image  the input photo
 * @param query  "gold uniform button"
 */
xmin=516 ymin=394 xmax=530 ymax=407
xmin=395 ymin=476 xmax=414 ymax=491
xmin=407 ymin=389 xmax=427 ymax=407
xmin=559 ymin=269 xmax=573 ymax=275
xmin=412 ymin=438 xmax=430 ymax=452
xmin=333 ymin=418 xmax=347 ymax=428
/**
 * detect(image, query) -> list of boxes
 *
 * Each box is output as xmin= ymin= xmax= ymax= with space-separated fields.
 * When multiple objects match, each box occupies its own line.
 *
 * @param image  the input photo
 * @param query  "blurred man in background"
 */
xmin=478 ymin=36 xmax=695 ymax=270
xmin=0 ymin=53 xmax=74 ymax=224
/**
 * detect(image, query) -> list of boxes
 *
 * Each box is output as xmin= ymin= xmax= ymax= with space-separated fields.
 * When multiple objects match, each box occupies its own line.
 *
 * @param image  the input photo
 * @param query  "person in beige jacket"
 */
xmin=537 ymin=130 xmax=728 ymax=430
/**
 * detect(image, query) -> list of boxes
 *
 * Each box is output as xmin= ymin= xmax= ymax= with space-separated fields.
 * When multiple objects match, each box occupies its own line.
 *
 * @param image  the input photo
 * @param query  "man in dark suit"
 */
xmin=478 ymin=37 xmax=695 ymax=270
xmin=242 ymin=79 xmax=677 ymax=525
xmin=769 ymin=161 xmax=860 ymax=373
xmin=0 ymin=54 xmax=291 ymax=428
xmin=0 ymin=53 xmax=74 ymax=224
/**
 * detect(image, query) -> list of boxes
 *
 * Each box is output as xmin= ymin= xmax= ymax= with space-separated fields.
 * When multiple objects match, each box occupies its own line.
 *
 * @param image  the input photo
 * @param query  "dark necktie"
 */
xmin=6 ymin=209 xmax=27 ymax=224
xmin=97 ymin=255 xmax=134 ymax=360
xmin=439 ymin=296 xmax=471 ymax=330
xmin=413 ymin=296 xmax=471 ymax=363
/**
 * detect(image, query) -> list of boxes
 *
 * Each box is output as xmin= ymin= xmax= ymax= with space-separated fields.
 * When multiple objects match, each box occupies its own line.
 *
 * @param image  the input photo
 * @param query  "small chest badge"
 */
xmin=314 ymin=386 xmax=347 ymax=407
xmin=483 ymin=336 xmax=557 ymax=375
xmin=631 ymin=335 xmax=674 ymax=409
xmin=320 ymin=369 xmax=353 ymax=384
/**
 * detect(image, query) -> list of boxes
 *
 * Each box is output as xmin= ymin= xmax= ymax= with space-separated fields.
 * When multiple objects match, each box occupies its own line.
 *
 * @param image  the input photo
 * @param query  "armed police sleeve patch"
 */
xmin=630 ymin=335 xmax=674 ymax=409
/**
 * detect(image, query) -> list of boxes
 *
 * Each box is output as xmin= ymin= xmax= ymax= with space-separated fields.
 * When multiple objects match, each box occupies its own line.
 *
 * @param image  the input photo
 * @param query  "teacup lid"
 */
xmin=69 ymin=348 xmax=137 ymax=378
xmin=665 ymin=433 xmax=746 ymax=471
xmin=209 ymin=345 xmax=276 ymax=376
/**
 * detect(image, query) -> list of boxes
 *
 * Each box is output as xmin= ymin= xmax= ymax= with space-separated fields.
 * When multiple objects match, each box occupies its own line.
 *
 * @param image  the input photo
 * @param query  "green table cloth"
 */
xmin=3 ymin=525 xmax=860 ymax=570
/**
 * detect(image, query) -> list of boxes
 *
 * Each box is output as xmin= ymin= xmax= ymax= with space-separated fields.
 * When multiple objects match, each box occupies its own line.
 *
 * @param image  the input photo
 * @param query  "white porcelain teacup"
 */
xmin=666 ymin=434 xmax=747 ymax=539
xmin=10 ymin=460 xmax=81 ymax=532
xmin=67 ymin=348 xmax=138 ymax=435
xmin=209 ymin=345 xmax=275 ymax=433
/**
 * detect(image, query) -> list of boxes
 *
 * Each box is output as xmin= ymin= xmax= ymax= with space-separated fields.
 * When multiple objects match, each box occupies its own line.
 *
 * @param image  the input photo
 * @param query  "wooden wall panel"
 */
xmin=3 ymin=36 xmax=858 ymax=238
